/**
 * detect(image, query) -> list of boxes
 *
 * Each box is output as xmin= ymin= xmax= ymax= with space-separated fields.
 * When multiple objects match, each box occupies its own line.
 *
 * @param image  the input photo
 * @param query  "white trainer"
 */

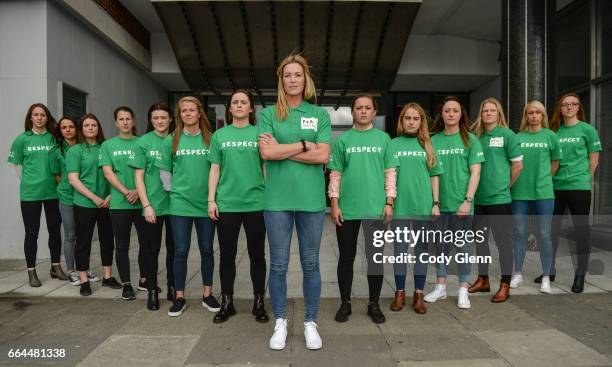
xmin=269 ymin=318 xmax=288 ymax=350
xmin=304 ymin=321 xmax=322 ymax=350
xmin=510 ymin=274 xmax=523 ymax=289
xmin=457 ymin=287 xmax=471 ymax=309
xmin=424 ymin=284 xmax=447 ymax=303
xmin=540 ymin=277 xmax=551 ymax=294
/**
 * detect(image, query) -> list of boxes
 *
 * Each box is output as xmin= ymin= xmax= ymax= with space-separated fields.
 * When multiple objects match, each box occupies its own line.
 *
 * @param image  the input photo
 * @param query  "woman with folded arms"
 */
xmin=469 ymin=98 xmax=523 ymax=302
xmin=158 ymin=96 xmax=221 ymax=317
xmin=67 ymin=114 xmax=121 ymax=296
xmin=389 ymin=102 xmax=442 ymax=315
xmin=130 ymin=102 xmax=176 ymax=310
xmin=549 ymin=93 xmax=601 ymax=293
xmin=510 ymin=100 xmax=561 ymax=294
xmin=425 ymin=96 xmax=484 ymax=309
xmin=208 ymin=89 xmax=269 ymax=323
xmin=258 ymin=54 xmax=331 ymax=351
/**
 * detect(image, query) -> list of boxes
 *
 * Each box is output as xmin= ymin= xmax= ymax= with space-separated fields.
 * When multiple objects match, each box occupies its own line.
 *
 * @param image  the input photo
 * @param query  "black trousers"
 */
xmin=216 ymin=211 xmax=267 ymax=295
xmin=336 ymin=219 xmax=385 ymax=303
xmin=20 ymin=200 xmax=62 ymax=268
xmin=110 ymin=209 xmax=147 ymax=284
xmin=74 ymin=205 xmax=114 ymax=271
xmin=142 ymin=215 xmax=175 ymax=289
xmin=551 ymin=190 xmax=592 ymax=275
xmin=473 ymin=203 xmax=514 ymax=280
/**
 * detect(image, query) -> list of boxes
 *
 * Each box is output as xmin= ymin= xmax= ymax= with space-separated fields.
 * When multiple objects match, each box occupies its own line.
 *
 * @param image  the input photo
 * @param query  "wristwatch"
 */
xmin=433 ymin=201 xmax=440 ymax=207
xmin=300 ymin=139 xmax=308 ymax=152
xmin=464 ymin=196 xmax=473 ymax=203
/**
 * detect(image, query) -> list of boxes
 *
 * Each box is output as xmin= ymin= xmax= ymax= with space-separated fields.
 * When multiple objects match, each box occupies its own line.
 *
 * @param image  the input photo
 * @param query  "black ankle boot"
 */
xmin=167 ymin=286 xmax=176 ymax=301
xmin=252 ymin=294 xmax=269 ymax=323
xmin=50 ymin=264 xmax=69 ymax=280
xmin=367 ymin=302 xmax=386 ymax=324
xmin=147 ymin=288 xmax=160 ymax=310
xmin=213 ymin=294 xmax=237 ymax=323
xmin=571 ymin=274 xmax=585 ymax=293
xmin=28 ymin=269 xmax=41 ymax=287
xmin=335 ymin=300 xmax=352 ymax=322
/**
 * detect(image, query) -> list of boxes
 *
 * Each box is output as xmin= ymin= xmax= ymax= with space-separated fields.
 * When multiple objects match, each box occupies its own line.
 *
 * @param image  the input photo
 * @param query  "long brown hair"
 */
xmin=550 ymin=93 xmax=584 ymax=132
xmin=54 ymin=116 xmax=78 ymax=155
xmin=432 ymin=96 xmax=471 ymax=147
xmin=146 ymin=101 xmax=175 ymax=133
xmin=24 ymin=103 xmax=57 ymax=133
xmin=472 ymin=98 xmax=509 ymax=138
xmin=172 ymin=96 xmax=213 ymax=155
xmin=519 ymin=100 xmax=549 ymax=132
xmin=275 ymin=53 xmax=317 ymax=121
xmin=77 ymin=113 xmax=106 ymax=144
xmin=396 ymin=102 xmax=437 ymax=169
xmin=225 ymin=89 xmax=256 ymax=125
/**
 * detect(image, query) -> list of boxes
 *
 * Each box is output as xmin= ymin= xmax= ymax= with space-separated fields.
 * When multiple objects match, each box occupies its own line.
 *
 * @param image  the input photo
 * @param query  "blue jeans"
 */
xmin=512 ymin=200 xmax=554 ymax=275
xmin=392 ymin=219 xmax=429 ymax=291
xmin=170 ymin=215 xmax=215 ymax=291
xmin=264 ymin=211 xmax=324 ymax=323
xmin=434 ymin=213 xmax=473 ymax=283
xmin=58 ymin=202 xmax=76 ymax=271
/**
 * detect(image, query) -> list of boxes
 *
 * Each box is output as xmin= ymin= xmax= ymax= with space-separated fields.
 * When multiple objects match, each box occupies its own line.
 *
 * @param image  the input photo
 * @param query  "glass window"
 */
xmin=62 ymin=84 xmax=87 ymax=120
xmin=556 ymin=1 xmax=590 ymax=91
xmin=601 ymin=0 xmax=612 ymax=75
xmin=595 ymin=80 xmax=612 ymax=218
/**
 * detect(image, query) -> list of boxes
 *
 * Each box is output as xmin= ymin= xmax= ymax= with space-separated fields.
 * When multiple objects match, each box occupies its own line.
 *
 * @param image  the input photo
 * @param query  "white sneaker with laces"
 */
xmin=457 ymin=287 xmax=471 ymax=309
xmin=304 ymin=321 xmax=322 ymax=350
xmin=68 ymin=271 xmax=81 ymax=286
xmin=269 ymin=318 xmax=288 ymax=350
xmin=510 ymin=274 xmax=523 ymax=289
xmin=87 ymin=271 xmax=100 ymax=282
xmin=424 ymin=284 xmax=447 ymax=303
xmin=540 ymin=277 xmax=551 ymax=294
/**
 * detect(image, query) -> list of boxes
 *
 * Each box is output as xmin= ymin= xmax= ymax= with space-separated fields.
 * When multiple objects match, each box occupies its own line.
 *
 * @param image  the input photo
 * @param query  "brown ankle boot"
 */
xmin=390 ymin=290 xmax=406 ymax=311
xmin=412 ymin=292 xmax=427 ymax=314
xmin=468 ymin=276 xmax=490 ymax=293
xmin=491 ymin=282 xmax=510 ymax=303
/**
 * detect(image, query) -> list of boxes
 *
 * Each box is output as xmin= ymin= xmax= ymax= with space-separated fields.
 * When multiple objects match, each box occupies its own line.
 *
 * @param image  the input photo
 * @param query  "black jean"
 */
xmin=20 ymin=200 xmax=62 ymax=268
xmin=473 ymin=203 xmax=514 ymax=280
xmin=142 ymin=215 xmax=175 ymax=289
xmin=336 ymin=219 xmax=385 ymax=303
xmin=110 ymin=209 xmax=147 ymax=284
xmin=551 ymin=190 xmax=592 ymax=275
xmin=73 ymin=206 xmax=115 ymax=271
xmin=216 ymin=211 xmax=266 ymax=295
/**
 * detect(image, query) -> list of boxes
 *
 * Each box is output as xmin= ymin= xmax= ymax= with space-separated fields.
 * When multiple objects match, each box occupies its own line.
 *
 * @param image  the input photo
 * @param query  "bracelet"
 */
xmin=385 ymin=203 xmax=393 ymax=208
xmin=433 ymin=201 xmax=440 ymax=207
xmin=208 ymin=200 xmax=215 ymax=203
xmin=300 ymin=139 xmax=308 ymax=152
xmin=143 ymin=205 xmax=151 ymax=209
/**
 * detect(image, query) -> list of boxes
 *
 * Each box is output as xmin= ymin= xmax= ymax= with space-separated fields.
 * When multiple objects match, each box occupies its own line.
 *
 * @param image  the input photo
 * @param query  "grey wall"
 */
xmin=0 ymin=0 xmax=166 ymax=260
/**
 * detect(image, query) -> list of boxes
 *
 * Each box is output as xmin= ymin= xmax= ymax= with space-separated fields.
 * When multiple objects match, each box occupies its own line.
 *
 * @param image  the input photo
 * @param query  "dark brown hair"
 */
xmin=78 ymin=113 xmax=106 ymax=145
xmin=225 ymin=89 xmax=256 ymax=125
xmin=550 ymin=93 xmax=585 ymax=132
xmin=24 ymin=103 xmax=57 ymax=133
xmin=432 ymin=96 xmax=471 ymax=147
xmin=146 ymin=101 xmax=175 ymax=133
xmin=113 ymin=106 xmax=137 ymax=136
xmin=54 ymin=116 xmax=78 ymax=155
xmin=351 ymin=93 xmax=379 ymax=111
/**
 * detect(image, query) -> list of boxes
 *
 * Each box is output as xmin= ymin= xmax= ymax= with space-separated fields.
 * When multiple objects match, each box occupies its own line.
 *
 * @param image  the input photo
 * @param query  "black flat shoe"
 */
xmin=147 ymin=289 xmax=160 ymax=310
xmin=252 ymin=294 xmax=269 ymax=323
xmin=213 ymin=294 xmax=236 ymax=323
xmin=571 ymin=274 xmax=585 ymax=293
xmin=534 ymin=274 xmax=556 ymax=283
xmin=80 ymin=281 xmax=92 ymax=296
xmin=367 ymin=302 xmax=386 ymax=324
xmin=335 ymin=301 xmax=352 ymax=322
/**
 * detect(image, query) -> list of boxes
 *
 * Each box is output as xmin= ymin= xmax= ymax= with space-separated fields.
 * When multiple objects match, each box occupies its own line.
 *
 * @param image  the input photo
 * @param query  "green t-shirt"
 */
xmin=8 ymin=131 xmax=58 ymax=201
xmin=208 ymin=124 xmax=264 ymax=212
xmin=127 ymin=131 xmax=170 ymax=216
xmin=258 ymin=101 xmax=332 ymax=212
xmin=553 ymin=121 xmax=602 ymax=190
xmin=156 ymin=132 xmax=210 ymax=217
xmin=327 ymin=128 xmax=397 ymax=220
xmin=474 ymin=126 xmax=523 ymax=205
xmin=511 ymin=128 xmax=562 ymax=200
xmin=66 ymin=143 xmax=109 ymax=208
xmin=390 ymin=136 xmax=444 ymax=218
xmin=99 ymin=136 xmax=142 ymax=210
xmin=48 ymin=142 xmax=75 ymax=205
xmin=431 ymin=131 xmax=485 ymax=213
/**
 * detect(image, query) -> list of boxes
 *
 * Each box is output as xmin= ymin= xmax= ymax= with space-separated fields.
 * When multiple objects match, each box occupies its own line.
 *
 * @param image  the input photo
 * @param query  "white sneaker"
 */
xmin=424 ymin=284 xmax=447 ymax=303
xmin=68 ymin=271 xmax=81 ymax=286
xmin=540 ymin=277 xmax=551 ymax=294
xmin=269 ymin=318 xmax=288 ymax=350
xmin=457 ymin=287 xmax=471 ymax=309
xmin=304 ymin=321 xmax=322 ymax=350
xmin=87 ymin=271 xmax=100 ymax=282
xmin=510 ymin=274 xmax=523 ymax=289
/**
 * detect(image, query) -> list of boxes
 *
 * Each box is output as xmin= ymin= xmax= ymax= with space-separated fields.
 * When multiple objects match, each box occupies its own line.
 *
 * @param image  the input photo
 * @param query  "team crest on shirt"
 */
xmin=489 ymin=137 xmax=504 ymax=147
xmin=300 ymin=117 xmax=318 ymax=131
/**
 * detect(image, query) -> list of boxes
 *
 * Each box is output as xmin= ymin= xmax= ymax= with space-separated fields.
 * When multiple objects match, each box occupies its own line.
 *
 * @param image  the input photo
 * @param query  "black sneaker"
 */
xmin=122 ymin=284 xmax=136 ymax=300
xmin=367 ymin=302 xmax=386 ymax=324
xmin=80 ymin=281 xmax=92 ymax=296
xmin=138 ymin=279 xmax=162 ymax=293
xmin=335 ymin=301 xmax=352 ymax=322
xmin=101 ymin=277 xmax=123 ymax=289
xmin=202 ymin=294 xmax=221 ymax=312
xmin=168 ymin=297 xmax=187 ymax=317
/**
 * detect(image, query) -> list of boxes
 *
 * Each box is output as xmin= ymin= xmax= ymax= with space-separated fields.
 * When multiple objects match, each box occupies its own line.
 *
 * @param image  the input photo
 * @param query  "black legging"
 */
xmin=473 ymin=203 xmax=514 ymax=282
xmin=217 ymin=211 xmax=266 ymax=295
xmin=141 ymin=215 xmax=175 ymax=289
xmin=74 ymin=205 xmax=114 ymax=271
xmin=110 ymin=209 xmax=147 ymax=284
xmin=336 ymin=219 xmax=385 ymax=303
xmin=20 ymin=200 xmax=62 ymax=268
xmin=551 ymin=190 xmax=592 ymax=275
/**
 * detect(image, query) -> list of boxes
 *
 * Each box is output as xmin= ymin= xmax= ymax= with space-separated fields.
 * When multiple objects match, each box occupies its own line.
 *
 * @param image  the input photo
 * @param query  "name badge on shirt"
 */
xmin=489 ymin=137 xmax=504 ymax=147
xmin=301 ymin=117 xmax=318 ymax=131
